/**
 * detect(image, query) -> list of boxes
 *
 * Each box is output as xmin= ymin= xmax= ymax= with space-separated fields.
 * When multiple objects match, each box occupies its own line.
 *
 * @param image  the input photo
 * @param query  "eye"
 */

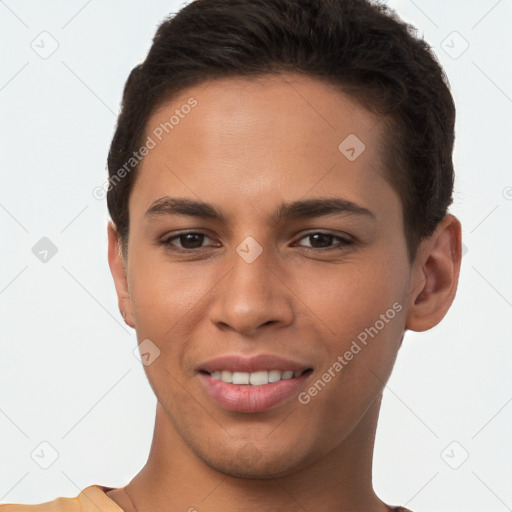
xmin=161 ymin=231 xmax=217 ymax=251
xmin=295 ymin=232 xmax=353 ymax=251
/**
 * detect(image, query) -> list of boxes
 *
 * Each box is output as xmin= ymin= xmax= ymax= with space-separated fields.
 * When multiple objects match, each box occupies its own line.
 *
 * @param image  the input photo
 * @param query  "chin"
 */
xmin=199 ymin=443 xmax=309 ymax=480
xmin=206 ymin=457 xmax=298 ymax=480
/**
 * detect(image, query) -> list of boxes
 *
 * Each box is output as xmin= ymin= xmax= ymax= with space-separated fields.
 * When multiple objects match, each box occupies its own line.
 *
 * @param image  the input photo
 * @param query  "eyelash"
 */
xmin=159 ymin=231 xmax=354 ymax=253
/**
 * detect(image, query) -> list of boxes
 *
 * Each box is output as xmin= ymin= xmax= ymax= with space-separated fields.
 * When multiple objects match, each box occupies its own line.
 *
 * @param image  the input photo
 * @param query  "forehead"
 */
xmin=129 ymin=72 xmax=397 ymax=223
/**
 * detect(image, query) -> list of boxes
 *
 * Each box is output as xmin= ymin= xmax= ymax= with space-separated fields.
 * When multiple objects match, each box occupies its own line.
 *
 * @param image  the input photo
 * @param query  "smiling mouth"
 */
xmin=200 ymin=368 xmax=313 ymax=386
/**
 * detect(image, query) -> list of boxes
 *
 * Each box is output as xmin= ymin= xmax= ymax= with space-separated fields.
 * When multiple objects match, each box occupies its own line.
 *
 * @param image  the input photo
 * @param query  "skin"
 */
xmin=106 ymin=73 xmax=462 ymax=512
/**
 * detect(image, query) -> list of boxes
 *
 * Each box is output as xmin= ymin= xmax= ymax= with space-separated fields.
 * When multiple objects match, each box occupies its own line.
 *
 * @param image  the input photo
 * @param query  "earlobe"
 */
xmin=405 ymin=214 xmax=462 ymax=332
xmin=107 ymin=221 xmax=135 ymax=329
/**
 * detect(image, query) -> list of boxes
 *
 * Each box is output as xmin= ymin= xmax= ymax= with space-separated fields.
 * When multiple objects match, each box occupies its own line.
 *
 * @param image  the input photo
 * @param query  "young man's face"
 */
xmin=110 ymin=73 xmax=425 ymax=478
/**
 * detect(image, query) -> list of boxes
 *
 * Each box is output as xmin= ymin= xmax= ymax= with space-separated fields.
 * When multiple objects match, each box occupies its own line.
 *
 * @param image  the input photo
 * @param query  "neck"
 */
xmin=120 ymin=394 xmax=389 ymax=512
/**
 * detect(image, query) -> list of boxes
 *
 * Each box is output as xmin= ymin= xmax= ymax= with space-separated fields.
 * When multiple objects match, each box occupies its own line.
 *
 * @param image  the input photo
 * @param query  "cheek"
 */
xmin=127 ymin=254 xmax=225 ymax=392
xmin=296 ymin=286 xmax=406 ymax=450
xmin=298 ymin=254 xmax=407 ymax=339
xmin=300 ymin=253 xmax=408 ymax=409
xmin=128 ymin=251 xmax=215 ymax=330
xmin=342 ymin=264 xmax=407 ymax=368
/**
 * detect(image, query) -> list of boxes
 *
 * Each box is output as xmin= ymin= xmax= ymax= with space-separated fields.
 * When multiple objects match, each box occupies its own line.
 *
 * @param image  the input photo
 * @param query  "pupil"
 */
xmin=181 ymin=233 xmax=204 ymax=249
xmin=310 ymin=233 xmax=333 ymax=248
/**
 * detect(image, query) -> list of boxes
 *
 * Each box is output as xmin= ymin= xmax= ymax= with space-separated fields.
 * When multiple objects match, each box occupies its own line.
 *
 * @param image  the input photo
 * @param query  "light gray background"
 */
xmin=1 ymin=1 xmax=511 ymax=511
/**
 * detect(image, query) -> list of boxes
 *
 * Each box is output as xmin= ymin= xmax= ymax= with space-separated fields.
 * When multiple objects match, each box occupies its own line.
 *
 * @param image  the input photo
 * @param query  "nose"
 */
xmin=209 ymin=246 xmax=294 ymax=337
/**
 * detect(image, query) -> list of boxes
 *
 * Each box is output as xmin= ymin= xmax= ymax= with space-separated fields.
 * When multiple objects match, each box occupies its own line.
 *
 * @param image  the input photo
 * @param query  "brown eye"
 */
xmin=296 ymin=232 xmax=353 ymax=250
xmin=161 ymin=232 xmax=215 ymax=251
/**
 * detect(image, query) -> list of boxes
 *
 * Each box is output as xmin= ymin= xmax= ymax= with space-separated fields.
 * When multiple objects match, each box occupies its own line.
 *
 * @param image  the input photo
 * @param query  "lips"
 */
xmin=197 ymin=354 xmax=313 ymax=413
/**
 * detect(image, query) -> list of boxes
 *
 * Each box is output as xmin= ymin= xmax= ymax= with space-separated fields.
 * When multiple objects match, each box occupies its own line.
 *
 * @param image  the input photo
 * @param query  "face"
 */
xmin=112 ymin=73 xmax=416 ymax=478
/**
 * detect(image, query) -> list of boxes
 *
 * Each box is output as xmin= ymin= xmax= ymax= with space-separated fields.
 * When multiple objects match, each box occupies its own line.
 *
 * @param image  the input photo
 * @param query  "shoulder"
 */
xmin=0 ymin=495 xmax=80 ymax=512
xmin=0 ymin=485 xmax=123 ymax=512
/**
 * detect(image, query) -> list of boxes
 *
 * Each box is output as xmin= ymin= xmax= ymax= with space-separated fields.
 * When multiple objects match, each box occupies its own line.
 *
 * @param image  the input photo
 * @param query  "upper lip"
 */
xmin=197 ymin=354 xmax=312 ymax=374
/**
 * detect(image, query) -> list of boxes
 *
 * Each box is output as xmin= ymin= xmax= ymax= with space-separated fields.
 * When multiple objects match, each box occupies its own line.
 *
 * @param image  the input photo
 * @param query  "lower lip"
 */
xmin=199 ymin=372 xmax=312 ymax=413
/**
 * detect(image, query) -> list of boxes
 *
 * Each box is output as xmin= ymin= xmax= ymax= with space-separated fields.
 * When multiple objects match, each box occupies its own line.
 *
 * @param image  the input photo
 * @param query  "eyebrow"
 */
xmin=145 ymin=196 xmax=376 ymax=223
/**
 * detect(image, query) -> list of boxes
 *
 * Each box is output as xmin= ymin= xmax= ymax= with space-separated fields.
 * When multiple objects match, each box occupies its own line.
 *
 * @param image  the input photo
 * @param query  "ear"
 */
xmin=405 ymin=214 xmax=462 ymax=332
xmin=107 ymin=221 xmax=135 ymax=329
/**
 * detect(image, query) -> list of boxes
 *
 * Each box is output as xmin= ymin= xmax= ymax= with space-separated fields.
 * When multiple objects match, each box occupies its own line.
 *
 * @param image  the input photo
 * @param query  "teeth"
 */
xmin=268 ymin=369 xmax=282 ymax=383
xmin=221 ymin=370 xmax=232 ymax=383
xmin=232 ymin=371 xmax=250 ymax=385
xmin=209 ymin=369 xmax=302 ymax=385
xmin=249 ymin=371 xmax=268 ymax=385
